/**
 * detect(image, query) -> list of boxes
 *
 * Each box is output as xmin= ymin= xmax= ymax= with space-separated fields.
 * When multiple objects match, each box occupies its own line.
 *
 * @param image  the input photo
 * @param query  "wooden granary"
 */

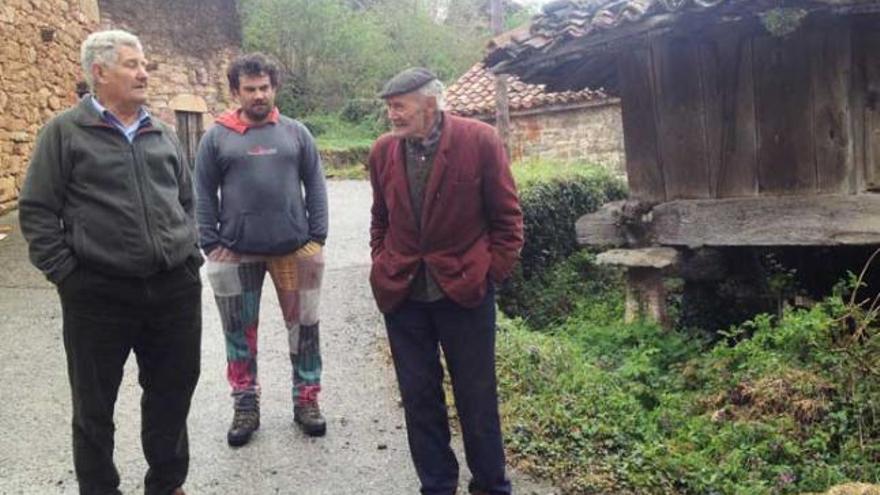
xmin=486 ymin=0 xmax=880 ymax=325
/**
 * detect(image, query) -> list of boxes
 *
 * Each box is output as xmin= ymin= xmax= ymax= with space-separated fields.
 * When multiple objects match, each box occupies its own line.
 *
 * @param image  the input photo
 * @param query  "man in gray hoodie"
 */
xmin=195 ymin=53 xmax=329 ymax=446
xmin=19 ymin=30 xmax=201 ymax=495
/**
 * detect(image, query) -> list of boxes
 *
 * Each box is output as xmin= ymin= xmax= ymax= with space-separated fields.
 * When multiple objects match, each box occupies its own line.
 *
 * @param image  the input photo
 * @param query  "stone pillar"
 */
xmin=596 ymin=247 xmax=680 ymax=328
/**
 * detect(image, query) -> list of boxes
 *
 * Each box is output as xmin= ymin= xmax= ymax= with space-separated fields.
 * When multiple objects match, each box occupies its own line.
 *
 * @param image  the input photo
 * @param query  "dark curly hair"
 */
xmin=226 ymin=52 xmax=281 ymax=91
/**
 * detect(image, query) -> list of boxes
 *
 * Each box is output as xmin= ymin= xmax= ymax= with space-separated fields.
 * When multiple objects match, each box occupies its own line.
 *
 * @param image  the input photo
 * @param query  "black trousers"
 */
xmin=384 ymin=284 xmax=512 ymax=495
xmin=58 ymin=261 xmax=202 ymax=495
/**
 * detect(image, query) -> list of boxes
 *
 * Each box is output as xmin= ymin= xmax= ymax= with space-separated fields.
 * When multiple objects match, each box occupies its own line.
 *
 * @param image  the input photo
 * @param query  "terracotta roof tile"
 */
xmin=446 ymin=62 xmax=607 ymax=117
xmin=486 ymin=0 xmax=880 ymax=76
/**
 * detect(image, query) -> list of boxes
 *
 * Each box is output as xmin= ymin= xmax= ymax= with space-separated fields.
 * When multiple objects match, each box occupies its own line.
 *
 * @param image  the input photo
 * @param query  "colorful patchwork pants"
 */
xmin=206 ymin=242 xmax=323 ymax=411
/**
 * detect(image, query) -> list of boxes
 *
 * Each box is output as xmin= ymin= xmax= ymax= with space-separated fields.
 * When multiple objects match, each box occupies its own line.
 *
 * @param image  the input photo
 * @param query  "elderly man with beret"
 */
xmin=368 ymin=67 xmax=524 ymax=495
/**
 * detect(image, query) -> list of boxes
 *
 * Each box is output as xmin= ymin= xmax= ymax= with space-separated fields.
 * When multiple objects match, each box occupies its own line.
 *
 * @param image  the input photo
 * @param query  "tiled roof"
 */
xmin=446 ymin=63 xmax=607 ymax=117
xmin=485 ymin=0 xmax=880 ymax=91
xmin=486 ymin=0 xmax=727 ymax=67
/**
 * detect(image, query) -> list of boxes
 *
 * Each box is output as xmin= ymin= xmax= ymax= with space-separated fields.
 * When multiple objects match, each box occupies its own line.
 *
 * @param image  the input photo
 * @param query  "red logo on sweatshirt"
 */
xmin=247 ymin=145 xmax=278 ymax=156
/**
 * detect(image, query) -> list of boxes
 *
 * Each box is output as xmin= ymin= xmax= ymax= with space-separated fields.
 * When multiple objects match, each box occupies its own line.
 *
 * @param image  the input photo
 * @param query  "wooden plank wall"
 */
xmin=811 ymin=26 xmax=853 ymax=193
xmin=615 ymin=19 xmax=868 ymax=201
xmin=863 ymin=30 xmax=880 ymax=190
xmin=753 ymin=29 xmax=817 ymax=194
xmin=653 ymin=37 xmax=710 ymax=199
xmin=618 ymin=49 xmax=666 ymax=202
xmin=700 ymin=31 xmax=758 ymax=198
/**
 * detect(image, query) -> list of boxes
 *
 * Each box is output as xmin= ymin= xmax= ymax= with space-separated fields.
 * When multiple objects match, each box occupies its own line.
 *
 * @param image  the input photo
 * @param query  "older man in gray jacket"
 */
xmin=19 ymin=30 xmax=201 ymax=495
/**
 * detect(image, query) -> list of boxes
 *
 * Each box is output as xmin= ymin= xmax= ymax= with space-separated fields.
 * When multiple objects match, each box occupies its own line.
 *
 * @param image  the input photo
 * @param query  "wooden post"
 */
xmin=491 ymin=0 xmax=511 ymax=150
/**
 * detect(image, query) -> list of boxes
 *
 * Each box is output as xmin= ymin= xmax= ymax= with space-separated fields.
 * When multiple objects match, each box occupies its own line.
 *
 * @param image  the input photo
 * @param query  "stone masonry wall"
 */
xmin=0 ymin=0 xmax=239 ymax=212
xmin=98 ymin=0 xmax=240 ymax=125
xmin=506 ymin=100 xmax=625 ymax=174
xmin=0 ymin=0 xmax=97 ymax=213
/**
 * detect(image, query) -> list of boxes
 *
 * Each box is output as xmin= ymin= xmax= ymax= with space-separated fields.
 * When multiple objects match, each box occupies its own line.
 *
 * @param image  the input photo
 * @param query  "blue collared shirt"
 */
xmin=89 ymin=95 xmax=151 ymax=143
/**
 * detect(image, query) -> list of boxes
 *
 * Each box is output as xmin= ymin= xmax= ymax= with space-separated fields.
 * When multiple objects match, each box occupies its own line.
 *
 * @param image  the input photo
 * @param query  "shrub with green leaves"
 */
xmin=498 ymin=161 xmax=626 ymax=327
xmin=513 ymin=163 xmax=626 ymax=279
xmin=496 ymin=272 xmax=880 ymax=494
xmin=498 ymin=250 xmax=624 ymax=330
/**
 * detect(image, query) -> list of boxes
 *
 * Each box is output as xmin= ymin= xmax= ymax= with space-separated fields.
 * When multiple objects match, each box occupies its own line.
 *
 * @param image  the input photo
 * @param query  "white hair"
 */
xmin=80 ymin=30 xmax=143 ymax=91
xmin=418 ymin=79 xmax=446 ymax=111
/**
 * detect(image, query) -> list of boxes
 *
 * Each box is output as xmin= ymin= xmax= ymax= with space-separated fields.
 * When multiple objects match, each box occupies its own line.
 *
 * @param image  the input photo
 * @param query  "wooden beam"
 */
xmin=651 ymin=194 xmax=880 ymax=246
xmin=576 ymin=200 xmax=655 ymax=247
xmin=577 ymin=194 xmax=880 ymax=247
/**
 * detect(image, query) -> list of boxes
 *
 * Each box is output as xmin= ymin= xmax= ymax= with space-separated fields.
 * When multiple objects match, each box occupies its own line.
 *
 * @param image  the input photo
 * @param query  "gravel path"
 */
xmin=0 ymin=180 xmax=557 ymax=494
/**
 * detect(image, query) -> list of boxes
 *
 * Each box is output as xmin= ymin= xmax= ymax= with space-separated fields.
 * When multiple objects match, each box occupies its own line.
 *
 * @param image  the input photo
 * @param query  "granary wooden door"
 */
xmin=175 ymin=111 xmax=204 ymax=169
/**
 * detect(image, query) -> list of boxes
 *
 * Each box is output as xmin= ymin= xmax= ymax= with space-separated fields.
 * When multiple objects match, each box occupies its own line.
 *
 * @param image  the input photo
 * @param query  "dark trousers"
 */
xmin=384 ymin=284 xmax=512 ymax=495
xmin=58 ymin=262 xmax=202 ymax=495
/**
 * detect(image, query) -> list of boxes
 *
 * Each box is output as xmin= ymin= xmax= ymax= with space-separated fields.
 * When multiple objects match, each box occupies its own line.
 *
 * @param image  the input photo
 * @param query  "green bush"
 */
xmin=302 ymin=113 xmax=380 ymax=150
xmin=496 ymin=273 xmax=880 ymax=494
xmin=513 ymin=163 xmax=626 ymax=280
xmin=498 ymin=161 xmax=626 ymax=327
xmin=498 ymin=250 xmax=624 ymax=330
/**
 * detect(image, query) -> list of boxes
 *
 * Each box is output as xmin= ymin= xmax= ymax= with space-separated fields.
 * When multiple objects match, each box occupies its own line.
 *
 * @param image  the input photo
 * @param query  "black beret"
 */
xmin=378 ymin=67 xmax=438 ymax=98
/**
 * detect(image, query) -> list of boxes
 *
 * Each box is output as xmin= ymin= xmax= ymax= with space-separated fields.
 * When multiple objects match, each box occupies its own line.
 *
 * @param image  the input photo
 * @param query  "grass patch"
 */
xmin=497 ymin=269 xmax=880 ymax=494
xmin=303 ymin=113 xmax=382 ymax=151
xmin=325 ymin=164 xmax=368 ymax=181
xmin=511 ymin=157 xmax=622 ymax=189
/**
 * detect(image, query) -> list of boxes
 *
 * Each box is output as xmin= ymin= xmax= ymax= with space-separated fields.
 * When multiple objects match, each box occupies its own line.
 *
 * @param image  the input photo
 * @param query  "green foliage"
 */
xmin=498 ymin=250 xmax=624 ymax=330
xmin=241 ymin=0 xmax=485 ymax=115
xmin=340 ymin=98 xmax=386 ymax=133
xmin=498 ymin=160 xmax=625 ymax=327
xmin=497 ymin=312 xmax=699 ymax=494
xmin=242 ymin=0 xmax=388 ymax=114
xmin=301 ymin=113 xmax=381 ymax=150
xmin=496 ymin=268 xmax=880 ymax=494
xmin=511 ymin=160 xmax=627 ymax=280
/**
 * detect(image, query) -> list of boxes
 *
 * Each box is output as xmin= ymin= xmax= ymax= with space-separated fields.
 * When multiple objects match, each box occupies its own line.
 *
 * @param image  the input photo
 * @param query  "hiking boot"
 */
xmin=294 ymin=402 xmax=327 ymax=437
xmin=227 ymin=408 xmax=260 ymax=447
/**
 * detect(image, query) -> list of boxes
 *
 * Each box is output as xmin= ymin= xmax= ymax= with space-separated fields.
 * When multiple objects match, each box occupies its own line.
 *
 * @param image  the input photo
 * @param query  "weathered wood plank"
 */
xmin=576 ymin=200 xmax=657 ymax=247
xmin=700 ymin=32 xmax=758 ymax=198
xmin=851 ymin=25 xmax=867 ymax=192
xmin=651 ymin=194 xmax=880 ymax=246
xmin=753 ymin=31 xmax=817 ymax=194
xmin=576 ymin=201 xmax=628 ymax=247
xmin=652 ymin=37 xmax=710 ymax=199
xmin=618 ymin=48 xmax=666 ymax=202
xmin=811 ymin=24 xmax=853 ymax=193
xmin=864 ymin=29 xmax=880 ymax=191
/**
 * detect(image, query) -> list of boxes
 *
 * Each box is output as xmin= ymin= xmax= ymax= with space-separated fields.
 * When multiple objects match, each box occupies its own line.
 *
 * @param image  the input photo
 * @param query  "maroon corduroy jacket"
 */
xmin=368 ymin=114 xmax=524 ymax=313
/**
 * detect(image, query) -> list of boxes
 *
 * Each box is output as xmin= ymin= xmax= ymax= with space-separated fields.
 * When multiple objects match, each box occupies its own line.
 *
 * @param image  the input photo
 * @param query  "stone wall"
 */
xmin=0 ymin=0 xmax=240 ymax=212
xmin=502 ymin=100 xmax=625 ymax=174
xmin=0 ymin=0 xmax=98 ymax=213
xmin=98 ymin=0 xmax=239 ymax=125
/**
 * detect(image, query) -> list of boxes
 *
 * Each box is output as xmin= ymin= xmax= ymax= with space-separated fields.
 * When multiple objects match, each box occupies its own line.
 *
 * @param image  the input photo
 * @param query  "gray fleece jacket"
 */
xmin=19 ymin=97 xmax=200 ymax=284
xmin=194 ymin=109 xmax=328 ymax=255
